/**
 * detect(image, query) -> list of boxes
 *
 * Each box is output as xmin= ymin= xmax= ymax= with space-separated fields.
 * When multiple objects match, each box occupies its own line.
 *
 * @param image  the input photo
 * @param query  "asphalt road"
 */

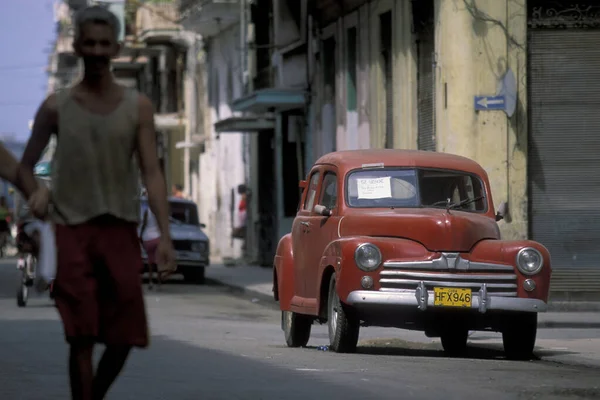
xmin=1 ymin=258 xmax=600 ymax=400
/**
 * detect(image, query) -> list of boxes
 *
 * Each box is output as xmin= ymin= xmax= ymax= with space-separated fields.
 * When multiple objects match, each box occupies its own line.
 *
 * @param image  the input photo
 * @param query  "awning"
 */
xmin=214 ymin=116 xmax=276 ymax=133
xmin=231 ymin=88 xmax=307 ymax=114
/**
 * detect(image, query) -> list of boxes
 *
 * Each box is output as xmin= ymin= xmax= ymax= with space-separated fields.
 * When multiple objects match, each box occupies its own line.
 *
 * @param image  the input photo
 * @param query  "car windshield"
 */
xmin=141 ymin=200 xmax=201 ymax=226
xmin=346 ymin=168 xmax=487 ymax=212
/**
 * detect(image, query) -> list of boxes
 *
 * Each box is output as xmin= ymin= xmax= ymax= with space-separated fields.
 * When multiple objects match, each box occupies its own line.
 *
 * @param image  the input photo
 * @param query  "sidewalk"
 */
xmin=206 ymin=264 xmax=600 ymax=368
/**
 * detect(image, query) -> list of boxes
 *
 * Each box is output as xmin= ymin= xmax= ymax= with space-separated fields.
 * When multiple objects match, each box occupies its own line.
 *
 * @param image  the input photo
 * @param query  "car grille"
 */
xmin=379 ymin=253 xmax=518 ymax=297
xmin=173 ymin=240 xmax=207 ymax=253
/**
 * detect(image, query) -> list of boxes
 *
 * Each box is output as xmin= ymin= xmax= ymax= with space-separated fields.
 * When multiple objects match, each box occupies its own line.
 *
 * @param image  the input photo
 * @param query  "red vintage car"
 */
xmin=273 ymin=149 xmax=551 ymax=360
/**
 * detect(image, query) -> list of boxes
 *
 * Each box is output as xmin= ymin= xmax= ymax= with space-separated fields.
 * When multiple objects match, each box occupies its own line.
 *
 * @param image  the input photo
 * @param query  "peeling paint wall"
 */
xmin=200 ymin=25 xmax=247 ymax=260
xmin=434 ymin=0 xmax=528 ymax=240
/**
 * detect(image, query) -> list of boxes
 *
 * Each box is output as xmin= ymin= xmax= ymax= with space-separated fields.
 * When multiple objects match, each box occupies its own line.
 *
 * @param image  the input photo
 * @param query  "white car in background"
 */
xmin=140 ymin=196 xmax=210 ymax=284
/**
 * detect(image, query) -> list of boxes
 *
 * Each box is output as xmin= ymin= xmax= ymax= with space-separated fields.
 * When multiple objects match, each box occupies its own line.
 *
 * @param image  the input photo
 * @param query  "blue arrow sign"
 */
xmin=474 ymin=95 xmax=506 ymax=111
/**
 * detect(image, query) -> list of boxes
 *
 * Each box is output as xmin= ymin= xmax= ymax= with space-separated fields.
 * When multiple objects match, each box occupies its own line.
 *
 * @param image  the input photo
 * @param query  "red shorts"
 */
xmin=54 ymin=215 xmax=149 ymax=348
xmin=142 ymin=237 xmax=161 ymax=265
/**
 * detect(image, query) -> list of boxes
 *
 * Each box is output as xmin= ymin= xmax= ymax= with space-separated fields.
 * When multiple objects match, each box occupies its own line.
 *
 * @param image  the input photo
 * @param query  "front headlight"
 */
xmin=516 ymin=247 xmax=543 ymax=275
xmin=354 ymin=243 xmax=382 ymax=271
xmin=191 ymin=241 xmax=205 ymax=252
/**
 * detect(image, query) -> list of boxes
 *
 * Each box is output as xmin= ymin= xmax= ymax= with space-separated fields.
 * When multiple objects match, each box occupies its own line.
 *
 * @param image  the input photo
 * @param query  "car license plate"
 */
xmin=433 ymin=287 xmax=472 ymax=308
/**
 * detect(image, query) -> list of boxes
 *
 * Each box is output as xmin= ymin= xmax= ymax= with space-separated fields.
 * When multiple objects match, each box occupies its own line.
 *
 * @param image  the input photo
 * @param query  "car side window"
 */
xmin=303 ymin=171 xmax=321 ymax=211
xmin=318 ymin=172 xmax=337 ymax=210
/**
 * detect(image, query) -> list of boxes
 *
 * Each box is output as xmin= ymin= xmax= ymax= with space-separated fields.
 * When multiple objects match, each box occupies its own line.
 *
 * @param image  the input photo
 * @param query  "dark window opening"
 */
xmin=346 ymin=27 xmax=358 ymax=112
xmin=323 ymin=36 xmax=336 ymax=151
xmin=380 ymin=11 xmax=393 ymax=149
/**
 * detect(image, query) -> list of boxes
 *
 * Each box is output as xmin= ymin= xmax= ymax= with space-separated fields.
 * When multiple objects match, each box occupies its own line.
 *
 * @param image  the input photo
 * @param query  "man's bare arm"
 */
xmin=17 ymin=95 xmax=57 ymax=198
xmin=137 ymin=94 xmax=171 ymax=240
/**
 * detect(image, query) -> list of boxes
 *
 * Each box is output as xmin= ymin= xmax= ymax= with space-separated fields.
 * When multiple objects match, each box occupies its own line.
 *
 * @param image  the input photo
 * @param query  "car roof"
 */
xmin=314 ymin=149 xmax=487 ymax=177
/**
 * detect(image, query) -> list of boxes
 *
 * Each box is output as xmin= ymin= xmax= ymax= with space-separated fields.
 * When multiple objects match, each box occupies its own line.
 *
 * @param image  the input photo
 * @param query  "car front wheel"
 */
xmin=327 ymin=274 xmax=360 ymax=353
xmin=502 ymin=312 xmax=537 ymax=360
xmin=282 ymin=310 xmax=312 ymax=348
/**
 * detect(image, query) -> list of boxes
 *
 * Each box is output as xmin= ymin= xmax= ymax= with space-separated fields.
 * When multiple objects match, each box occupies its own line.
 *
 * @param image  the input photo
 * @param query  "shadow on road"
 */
xmin=302 ymin=341 xmax=579 ymax=363
xmin=0 ymin=318 xmax=381 ymax=400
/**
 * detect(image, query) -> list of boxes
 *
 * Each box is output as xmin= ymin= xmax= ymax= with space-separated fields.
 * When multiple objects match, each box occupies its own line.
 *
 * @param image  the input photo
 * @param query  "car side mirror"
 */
xmin=200 ymin=223 xmax=206 ymax=228
xmin=314 ymin=204 xmax=332 ymax=217
xmin=496 ymin=201 xmax=508 ymax=222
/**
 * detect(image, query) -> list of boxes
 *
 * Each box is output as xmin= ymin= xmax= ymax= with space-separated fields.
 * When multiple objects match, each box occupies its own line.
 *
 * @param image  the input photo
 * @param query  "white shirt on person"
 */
xmin=140 ymin=207 xmax=161 ymax=242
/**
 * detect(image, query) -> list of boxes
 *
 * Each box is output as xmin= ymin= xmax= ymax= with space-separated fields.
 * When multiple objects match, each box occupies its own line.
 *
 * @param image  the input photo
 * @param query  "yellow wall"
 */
xmin=338 ymin=0 xmax=528 ymax=239
xmin=433 ymin=0 xmax=528 ymax=240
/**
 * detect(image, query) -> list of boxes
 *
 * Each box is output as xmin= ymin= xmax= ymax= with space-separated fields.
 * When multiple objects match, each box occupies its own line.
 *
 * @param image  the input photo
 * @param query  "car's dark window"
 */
xmin=171 ymin=202 xmax=200 ymax=225
xmin=318 ymin=172 xmax=337 ymax=210
xmin=346 ymin=168 xmax=487 ymax=212
xmin=419 ymin=169 xmax=486 ymax=212
xmin=303 ymin=171 xmax=320 ymax=211
xmin=140 ymin=200 xmax=200 ymax=225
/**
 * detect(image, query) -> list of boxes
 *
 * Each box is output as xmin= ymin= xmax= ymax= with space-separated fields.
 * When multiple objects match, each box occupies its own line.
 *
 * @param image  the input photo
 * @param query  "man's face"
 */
xmin=74 ymin=22 xmax=120 ymax=74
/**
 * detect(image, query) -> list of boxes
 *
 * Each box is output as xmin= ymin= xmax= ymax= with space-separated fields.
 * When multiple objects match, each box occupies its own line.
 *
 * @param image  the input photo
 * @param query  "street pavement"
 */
xmin=2 ymin=258 xmax=600 ymax=399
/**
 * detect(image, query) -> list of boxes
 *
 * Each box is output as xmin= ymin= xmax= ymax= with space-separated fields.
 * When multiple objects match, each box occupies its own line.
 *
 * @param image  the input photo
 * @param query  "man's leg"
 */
xmin=54 ymin=223 xmax=98 ymax=400
xmin=69 ymin=341 xmax=95 ymax=400
xmin=93 ymin=220 xmax=150 ymax=399
xmin=92 ymin=345 xmax=131 ymax=400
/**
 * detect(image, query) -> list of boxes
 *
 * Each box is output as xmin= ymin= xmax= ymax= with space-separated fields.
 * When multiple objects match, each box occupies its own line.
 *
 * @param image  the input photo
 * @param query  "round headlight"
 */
xmin=354 ymin=243 xmax=382 ymax=271
xmin=191 ymin=242 xmax=204 ymax=252
xmin=516 ymin=247 xmax=543 ymax=275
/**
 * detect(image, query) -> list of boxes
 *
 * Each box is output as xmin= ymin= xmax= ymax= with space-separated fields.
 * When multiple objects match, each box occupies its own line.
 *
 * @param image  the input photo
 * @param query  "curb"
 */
xmin=538 ymin=321 xmax=600 ymax=329
xmin=205 ymin=278 xmax=277 ymax=307
xmin=547 ymin=301 xmax=600 ymax=312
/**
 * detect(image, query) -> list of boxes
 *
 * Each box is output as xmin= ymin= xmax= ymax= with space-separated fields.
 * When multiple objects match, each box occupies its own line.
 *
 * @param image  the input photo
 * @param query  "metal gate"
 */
xmin=416 ymin=23 xmax=435 ymax=151
xmin=528 ymin=29 xmax=600 ymax=295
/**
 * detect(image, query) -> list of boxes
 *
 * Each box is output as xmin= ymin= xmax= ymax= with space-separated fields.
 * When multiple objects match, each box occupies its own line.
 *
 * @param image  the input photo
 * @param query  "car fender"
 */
xmin=471 ymin=239 xmax=552 ymax=301
xmin=274 ymin=233 xmax=294 ymax=309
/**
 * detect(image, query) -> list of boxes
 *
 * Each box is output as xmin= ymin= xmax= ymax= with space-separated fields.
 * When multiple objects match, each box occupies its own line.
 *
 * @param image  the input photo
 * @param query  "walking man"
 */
xmin=18 ymin=5 xmax=175 ymax=400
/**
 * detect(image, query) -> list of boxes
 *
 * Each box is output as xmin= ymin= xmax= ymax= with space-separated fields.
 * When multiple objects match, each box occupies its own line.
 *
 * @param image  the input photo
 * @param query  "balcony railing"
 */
xmin=136 ymin=1 xmax=182 ymax=43
xmin=179 ymin=0 xmax=239 ymax=37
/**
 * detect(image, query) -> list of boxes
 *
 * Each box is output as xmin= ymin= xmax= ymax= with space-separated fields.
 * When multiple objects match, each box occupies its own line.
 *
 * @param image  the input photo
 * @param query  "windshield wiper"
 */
xmin=426 ymin=196 xmax=485 ymax=211
xmin=447 ymin=196 xmax=485 ymax=210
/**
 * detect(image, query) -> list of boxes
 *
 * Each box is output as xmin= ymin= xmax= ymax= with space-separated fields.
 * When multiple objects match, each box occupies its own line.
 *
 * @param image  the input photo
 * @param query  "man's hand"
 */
xmin=28 ymin=185 xmax=50 ymax=219
xmin=156 ymin=236 xmax=176 ymax=278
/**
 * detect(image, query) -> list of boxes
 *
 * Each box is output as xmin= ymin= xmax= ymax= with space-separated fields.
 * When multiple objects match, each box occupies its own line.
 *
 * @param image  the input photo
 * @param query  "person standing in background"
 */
xmin=171 ymin=183 xmax=187 ymax=199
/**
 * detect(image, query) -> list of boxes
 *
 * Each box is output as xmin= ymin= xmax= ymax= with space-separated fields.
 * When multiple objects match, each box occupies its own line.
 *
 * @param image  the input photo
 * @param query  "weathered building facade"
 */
xmin=177 ymin=0 xmax=600 ymax=298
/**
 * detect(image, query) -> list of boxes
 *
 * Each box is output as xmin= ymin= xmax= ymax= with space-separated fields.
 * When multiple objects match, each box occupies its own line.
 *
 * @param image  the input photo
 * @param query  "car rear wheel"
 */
xmin=282 ymin=310 xmax=312 ymax=348
xmin=327 ymin=275 xmax=360 ymax=353
xmin=502 ymin=312 xmax=537 ymax=360
xmin=440 ymin=328 xmax=469 ymax=357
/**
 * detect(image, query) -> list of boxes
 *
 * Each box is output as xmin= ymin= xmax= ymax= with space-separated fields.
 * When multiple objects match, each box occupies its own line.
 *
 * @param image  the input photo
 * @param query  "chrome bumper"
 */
xmin=345 ymin=287 xmax=547 ymax=313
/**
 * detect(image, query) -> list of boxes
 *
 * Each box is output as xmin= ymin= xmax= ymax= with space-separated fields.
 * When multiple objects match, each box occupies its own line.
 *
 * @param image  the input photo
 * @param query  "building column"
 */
xmin=183 ymin=34 xmax=198 ymax=197
xmin=158 ymin=46 xmax=168 ymax=114
xmin=434 ymin=0 xmax=527 ymax=240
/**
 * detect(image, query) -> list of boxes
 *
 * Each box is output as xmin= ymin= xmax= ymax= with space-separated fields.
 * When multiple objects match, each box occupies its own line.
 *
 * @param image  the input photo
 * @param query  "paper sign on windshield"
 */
xmin=357 ymin=177 xmax=392 ymax=199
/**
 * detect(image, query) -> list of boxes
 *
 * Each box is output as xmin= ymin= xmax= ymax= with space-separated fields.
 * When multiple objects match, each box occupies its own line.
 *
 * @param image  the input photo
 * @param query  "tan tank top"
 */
xmin=50 ymin=86 xmax=141 ymax=225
